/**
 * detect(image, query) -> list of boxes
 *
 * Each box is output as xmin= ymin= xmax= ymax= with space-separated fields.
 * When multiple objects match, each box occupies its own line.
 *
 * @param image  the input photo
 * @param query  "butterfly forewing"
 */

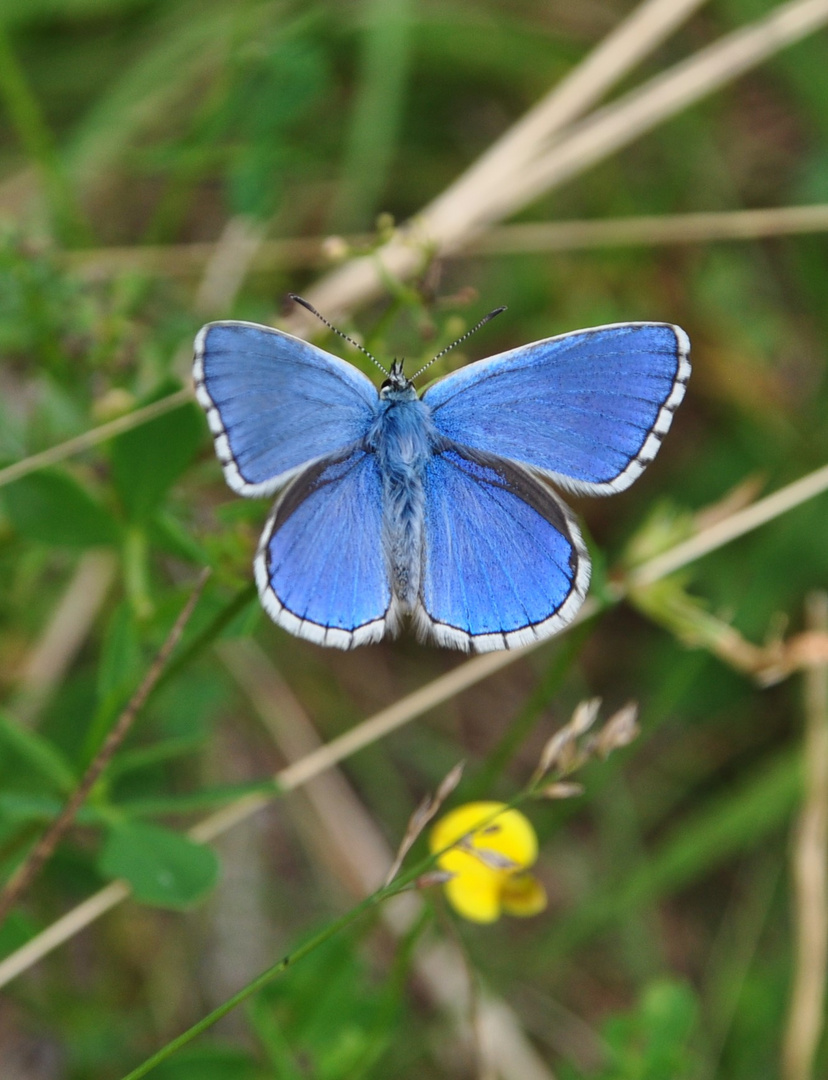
xmin=194 ymin=321 xmax=377 ymax=498
xmin=423 ymin=322 xmax=690 ymax=496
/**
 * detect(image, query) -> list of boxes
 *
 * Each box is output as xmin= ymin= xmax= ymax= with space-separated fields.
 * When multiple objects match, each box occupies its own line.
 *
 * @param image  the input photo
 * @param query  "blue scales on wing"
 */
xmin=423 ymin=323 xmax=690 ymax=496
xmin=254 ymin=447 xmax=392 ymax=648
xmin=417 ymin=446 xmax=591 ymax=652
xmin=194 ymin=321 xmax=377 ymax=497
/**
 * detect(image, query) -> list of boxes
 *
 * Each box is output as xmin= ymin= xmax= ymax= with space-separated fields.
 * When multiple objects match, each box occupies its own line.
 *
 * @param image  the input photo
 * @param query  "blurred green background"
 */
xmin=1 ymin=0 xmax=828 ymax=1077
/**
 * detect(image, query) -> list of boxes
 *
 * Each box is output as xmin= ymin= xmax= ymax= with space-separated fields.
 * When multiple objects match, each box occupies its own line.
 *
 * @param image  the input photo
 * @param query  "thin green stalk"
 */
xmin=119 ymin=862 xmax=424 ymax=1080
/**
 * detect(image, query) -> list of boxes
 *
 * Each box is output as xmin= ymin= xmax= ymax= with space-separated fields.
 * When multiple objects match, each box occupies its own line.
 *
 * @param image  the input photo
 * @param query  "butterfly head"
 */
xmin=380 ymin=359 xmax=415 ymax=400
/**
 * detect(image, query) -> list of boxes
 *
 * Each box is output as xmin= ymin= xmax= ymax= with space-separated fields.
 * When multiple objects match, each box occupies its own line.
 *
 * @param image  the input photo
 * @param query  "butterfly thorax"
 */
xmin=368 ymin=384 xmax=438 ymax=613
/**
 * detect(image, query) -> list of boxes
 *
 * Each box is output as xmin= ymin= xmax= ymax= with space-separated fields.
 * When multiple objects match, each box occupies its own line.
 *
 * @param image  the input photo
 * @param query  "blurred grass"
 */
xmin=0 ymin=1 xmax=827 ymax=1078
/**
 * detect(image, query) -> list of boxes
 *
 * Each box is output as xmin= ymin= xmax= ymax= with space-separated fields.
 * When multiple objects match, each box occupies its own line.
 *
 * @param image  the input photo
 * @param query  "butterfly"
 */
xmin=194 ymin=297 xmax=690 ymax=652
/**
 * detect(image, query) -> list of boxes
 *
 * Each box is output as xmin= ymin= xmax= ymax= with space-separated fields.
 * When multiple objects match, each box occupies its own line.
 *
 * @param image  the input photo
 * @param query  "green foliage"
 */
xmin=109 ymin=390 xmax=204 ymax=523
xmin=2 ymin=468 xmax=120 ymax=547
xmin=564 ymin=981 xmax=700 ymax=1080
xmin=0 ymin=711 xmax=76 ymax=793
xmin=98 ymin=819 xmax=219 ymax=908
xmin=250 ymin=934 xmax=404 ymax=1080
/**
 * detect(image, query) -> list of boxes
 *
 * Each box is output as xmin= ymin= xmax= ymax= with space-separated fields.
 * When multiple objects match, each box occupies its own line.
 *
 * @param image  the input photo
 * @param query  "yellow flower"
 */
xmin=429 ymin=802 xmax=547 ymax=923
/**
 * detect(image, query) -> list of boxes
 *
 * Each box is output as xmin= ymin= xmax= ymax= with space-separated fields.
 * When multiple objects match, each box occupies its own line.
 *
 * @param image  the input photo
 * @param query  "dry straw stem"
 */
xmin=60 ymin=204 xmax=828 ymax=280
xmin=474 ymin=204 xmax=828 ymax=253
xmin=289 ymin=0 xmax=828 ymax=328
xmin=0 ymin=389 xmax=191 ymax=491
xmin=0 ymin=570 xmax=209 ymax=931
xmin=3 ymin=455 xmax=828 ymax=990
xmin=12 ymin=550 xmax=117 ymax=726
xmin=782 ymin=592 xmax=828 ymax=1080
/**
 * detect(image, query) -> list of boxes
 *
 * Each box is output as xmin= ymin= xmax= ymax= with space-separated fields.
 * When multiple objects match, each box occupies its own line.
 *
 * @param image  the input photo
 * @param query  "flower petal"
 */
xmin=500 ymin=873 xmax=547 ymax=918
xmin=430 ymin=802 xmax=538 ymax=869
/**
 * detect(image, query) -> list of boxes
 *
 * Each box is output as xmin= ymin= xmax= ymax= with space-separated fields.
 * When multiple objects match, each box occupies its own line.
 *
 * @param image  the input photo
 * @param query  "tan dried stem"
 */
xmin=0 ymin=389 xmax=192 ymax=491
xmin=0 ymin=570 xmax=210 ymax=930
xmin=474 ymin=204 xmax=828 ymax=254
xmin=782 ymin=592 xmax=828 ymax=1080
xmin=12 ymin=550 xmax=117 ymax=726
xmin=59 ymin=204 xmax=828 ymax=280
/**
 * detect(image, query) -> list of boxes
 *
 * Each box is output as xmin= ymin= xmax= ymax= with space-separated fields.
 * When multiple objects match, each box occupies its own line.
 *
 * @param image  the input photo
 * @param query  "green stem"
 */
xmin=123 ymin=527 xmax=153 ymax=621
xmin=119 ymin=877 xmax=409 ymax=1080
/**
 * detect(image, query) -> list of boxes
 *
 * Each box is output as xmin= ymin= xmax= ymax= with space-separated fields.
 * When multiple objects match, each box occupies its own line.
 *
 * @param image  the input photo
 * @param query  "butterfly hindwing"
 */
xmin=194 ymin=321 xmax=377 ymax=497
xmin=417 ymin=445 xmax=590 ymax=652
xmin=423 ymin=322 xmax=690 ymax=495
xmin=254 ymin=446 xmax=392 ymax=648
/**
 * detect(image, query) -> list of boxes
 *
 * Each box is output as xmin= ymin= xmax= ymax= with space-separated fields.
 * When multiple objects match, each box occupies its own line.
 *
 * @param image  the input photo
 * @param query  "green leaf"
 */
xmin=1 ymin=468 xmax=120 ymax=547
xmin=96 ymin=601 xmax=143 ymax=709
xmin=116 ymin=778 xmax=281 ymax=817
xmin=0 ymin=711 xmax=76 ymax=792
xmin=98 ymin=820 xmax=219 ymax=908
xmin=0 ymin=909 xmax=39 ymax=959
xmin=599 ymin=980 xmax=699 ymax=1080
xmin=109 ymin=385 xmax=203 ymax=521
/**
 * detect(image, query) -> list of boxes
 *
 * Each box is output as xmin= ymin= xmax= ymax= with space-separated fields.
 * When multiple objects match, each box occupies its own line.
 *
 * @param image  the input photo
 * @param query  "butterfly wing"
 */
xmin=422 ymin=322 xmax=690 ymax=495
xmin=194 ymin=320 xmax=378 ymax=497
xmin=254 ymin=446 xmax=392 ymax=648
xmin=416 ymin=445 xmax=590 ymax=652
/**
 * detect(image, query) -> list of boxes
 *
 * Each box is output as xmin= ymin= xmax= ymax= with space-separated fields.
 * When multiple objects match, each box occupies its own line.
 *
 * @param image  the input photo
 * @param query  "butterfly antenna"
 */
xmin=289 ymin=294 xmax=388 ymax=376
xmin=410 ymin=306 xmax=507 ymax=381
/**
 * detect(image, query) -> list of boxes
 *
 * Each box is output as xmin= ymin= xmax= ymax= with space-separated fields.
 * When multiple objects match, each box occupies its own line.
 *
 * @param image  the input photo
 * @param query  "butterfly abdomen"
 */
xmin=369 ymin=392 xmax=437 ymax=614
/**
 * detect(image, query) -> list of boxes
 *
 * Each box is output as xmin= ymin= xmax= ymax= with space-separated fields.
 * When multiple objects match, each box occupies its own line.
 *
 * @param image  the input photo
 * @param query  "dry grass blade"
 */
xmin=0 ymin=390 xmax=192 ymax=491
xmin=194 ymin=215 xmax=267 ymax=316
xmin=59 ymin=204 xmax=828 ymax=282
xmin=384 ymin=760 xmax=465 ymax=886
xmin=782 ymin=592 xmax=828 ymax=1080
xmin=12 ymin=551 xmax=117 ymax=726
xmin=474 ymin=205 xmax=828 ymax=253
xmin=421 ymin=0 xmax=710 ymax=231
xmin=630 ymin=462 xmax=828 ymax=588
xmin=216 ymin=640 xmax=552 ymax=1080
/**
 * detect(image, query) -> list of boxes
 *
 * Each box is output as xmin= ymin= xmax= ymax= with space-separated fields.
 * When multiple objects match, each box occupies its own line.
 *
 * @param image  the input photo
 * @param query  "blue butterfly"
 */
xmin=194 ymin=299 xmax=690 ymax=652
